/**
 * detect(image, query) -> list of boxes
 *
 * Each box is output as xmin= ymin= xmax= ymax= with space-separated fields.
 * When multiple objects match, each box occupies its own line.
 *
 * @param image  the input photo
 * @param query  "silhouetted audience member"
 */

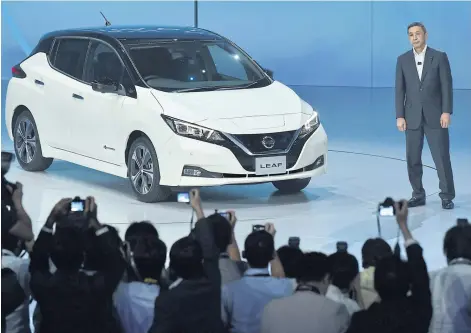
xmin=114 ymin=222 xmax=167 ymax=333
xmin=428 ymin=222 xmax=471 ymax=333
xmin=148 ymin=190 xmax=225 ymax=333
xmin=261 ymin=252 xmax=350 ymax=333
xmin=277 ymin=245 xmax=304 ymax=287
xmin=346 ymin=201 xmax=432 ymax=333
xmin=326 ymin=251 xmax=362 ymax=314
xmin=29 ymin=198 xmax=126 ymax=333
xmin=360 ymin=238 xmax=393 ymax=307
xmin=222 ymin=224 xmax=291 ymax=333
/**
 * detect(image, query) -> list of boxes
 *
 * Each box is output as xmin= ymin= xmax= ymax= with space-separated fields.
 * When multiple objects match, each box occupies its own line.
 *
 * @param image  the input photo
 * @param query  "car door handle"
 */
xmin=34 ymin=80 xmax=44 ymax=86
xmin=72 ymin=94 xmax=84 ymax=100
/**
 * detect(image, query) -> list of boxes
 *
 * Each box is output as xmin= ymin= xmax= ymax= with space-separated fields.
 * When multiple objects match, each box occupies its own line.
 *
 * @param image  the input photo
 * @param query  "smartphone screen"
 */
xmin=219 ymin=211 xmax=230 ymax=221
xmin=379 ymin=205 xmax=394 ymax=217
xmin=71 ymin=201 xmax=84 ymax=212
xmin=177 ymin=193 xmax=190 ymax=203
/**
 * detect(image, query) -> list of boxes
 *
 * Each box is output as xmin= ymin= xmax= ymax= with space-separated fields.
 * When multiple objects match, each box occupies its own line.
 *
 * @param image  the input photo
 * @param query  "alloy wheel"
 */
xmin=130 ymin=145 xmax=154 ymax=195
xmin=15 ymin=118 xmax=37 ymax=164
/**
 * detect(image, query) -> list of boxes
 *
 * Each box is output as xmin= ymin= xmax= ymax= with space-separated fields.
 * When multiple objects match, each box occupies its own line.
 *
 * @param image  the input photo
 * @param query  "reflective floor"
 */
xmin=2 ymin=84 xmax=470 ymax=271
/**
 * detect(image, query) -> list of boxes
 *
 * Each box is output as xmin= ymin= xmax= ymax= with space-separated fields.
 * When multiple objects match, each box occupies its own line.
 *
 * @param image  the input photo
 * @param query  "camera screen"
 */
xmin=379 ymin=205 xmax=394 ymax=217
xmin=71 ymin=201 xmax=84 ymax=212
xmin=177 ymin=193 xmax=190 ymax=203
xmin=219 ymin=212 xmax=230 ymax=220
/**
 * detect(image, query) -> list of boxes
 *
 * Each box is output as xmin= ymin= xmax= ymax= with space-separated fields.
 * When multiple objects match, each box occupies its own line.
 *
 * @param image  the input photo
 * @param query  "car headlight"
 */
xmin=161 ymin=115 xmax=225 ymax=143
xmin=298 ymin=112 xmax=320 ymax=139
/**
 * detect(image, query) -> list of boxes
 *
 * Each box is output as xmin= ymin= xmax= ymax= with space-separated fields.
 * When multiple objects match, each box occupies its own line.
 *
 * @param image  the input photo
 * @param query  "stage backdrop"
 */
xmin=2 ymin=1 xmax=470 ymax=89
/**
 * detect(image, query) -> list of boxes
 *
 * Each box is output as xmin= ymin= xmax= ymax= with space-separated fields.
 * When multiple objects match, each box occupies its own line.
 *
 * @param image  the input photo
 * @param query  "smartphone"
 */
xmin=252 ymin=224 xmax=265 ymax=232
xmin=379 ymin=204 xmax=395 ymax=217
xmin=288 ymin=237 xmax=300 ymax=249
xmin=336 ymin=241 xmax=348 ymax=252
xmin=177 ymin=192 xmax=190 ymax=203
xmin=219 ymin=211 xmax=231 ymax=221
xmin=70 ymin=200 xmax=85 ymax=212
xmin=457 ymin=218 xmax=469 ymax=226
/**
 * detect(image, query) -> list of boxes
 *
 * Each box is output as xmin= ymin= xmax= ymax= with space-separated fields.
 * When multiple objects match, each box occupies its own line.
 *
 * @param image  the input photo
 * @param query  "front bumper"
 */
xmin=158 ymin=124 xmax=328 ymax=187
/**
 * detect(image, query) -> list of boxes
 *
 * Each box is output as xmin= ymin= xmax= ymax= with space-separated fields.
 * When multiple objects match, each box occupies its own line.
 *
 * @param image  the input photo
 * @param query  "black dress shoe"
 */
xmin=408 ymin=197 xmax=426 ymax=208
xmin=442 ymin=200 xmax=454 ymax=210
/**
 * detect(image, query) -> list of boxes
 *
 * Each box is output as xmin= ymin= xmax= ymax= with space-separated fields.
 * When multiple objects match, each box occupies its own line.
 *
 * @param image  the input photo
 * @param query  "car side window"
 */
xmin=207 ymin=44 xmax=248 ymax=81
xmin=53 ymin=38 xmax=90 ymax=80
xmin=84 ymin=41 xmax=126 ymax=85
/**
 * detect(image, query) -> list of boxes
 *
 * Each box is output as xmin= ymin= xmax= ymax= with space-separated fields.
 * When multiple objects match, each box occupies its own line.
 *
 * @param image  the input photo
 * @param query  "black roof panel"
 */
xmin=42 ymin=25 xmax=224 ymax=41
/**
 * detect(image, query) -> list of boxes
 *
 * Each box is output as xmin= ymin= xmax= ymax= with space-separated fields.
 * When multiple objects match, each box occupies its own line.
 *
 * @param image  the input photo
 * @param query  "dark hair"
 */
xmin=125 ymin=221 xmax=159 ymax=241
xmin=169 ymin=236 xmax=204 ymax=280
xmin=407 ymin=22 xmax=427 ymax=34
xmin=328 ymin=252 xmax=359 ymax=290
xmin=51 ymin=228 xmax=85 ymax=271
xmin=374 ymin=256 xmax=410 ymax=301
xmin=244 ymin=231 xmax=274 ymax=269
xmin=362 ymin=238 xmax=393 ymax=269
xmin=297 ymin=252 xmax=329 ymax=283
xmin=206 ymin=213 xmax=232 ymax=253
xmin=83 ymin=225 xmax=122 ymax=271
xmin=277 ymin=246 xmax=304 ymax=279
xmin=444 ymin=224 xmax=471 ymax=262
xmin=132 ymin=236 xmax=167 ymax=281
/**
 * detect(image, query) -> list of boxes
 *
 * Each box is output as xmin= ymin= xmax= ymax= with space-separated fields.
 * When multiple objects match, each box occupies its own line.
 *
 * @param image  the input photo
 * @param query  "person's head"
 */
xmin=83 ymin=225 xmax=122 ymax=271
xmin=125 ymin=221 xmax=159 ymax=241
xmin=328 ymin=251 xmax=359 ymax=292
xmin=130 ymin=235 xmax=167 ymax=283
xmin=169 ymin=236 xmax=204 ymax=280
xmin=243 ymin=231 xmax=275 ymax=269
xmin=297 ymin=252 xmax=330 ymax=295
xmin=206 ymin=213 xmax=232 ymax=254
xmin=51 ymin=227 xmax=85 ymax=271
xmin=374 ymin=256 xmax=410 ymax=301
xmin=277 ymin=246 xmax=304 ymax=279
xmin=407 ymin=22 xmax=428 ymax=51
xmin=443 ymin=224 xmax=471 ymax=263
xmin=361 ymin=238 xmax=393 ymax=269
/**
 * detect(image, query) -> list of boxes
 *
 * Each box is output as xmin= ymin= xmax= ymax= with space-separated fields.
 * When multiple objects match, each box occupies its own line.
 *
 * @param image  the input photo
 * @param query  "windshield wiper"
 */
xmin=216 ymin=77 xmax=268 ymax=91
xmin=172 ymin=86 xmax=224 ymax=93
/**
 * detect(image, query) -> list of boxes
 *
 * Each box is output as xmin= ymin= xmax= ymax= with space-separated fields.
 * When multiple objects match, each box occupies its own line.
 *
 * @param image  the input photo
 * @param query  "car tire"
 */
xmin=272 ymin=178 xmax=311 ymax=193
xmin=13 ymin=110 xmax=53 ymax=172
xmin=127 ymin=136 xmax=171 ymax=203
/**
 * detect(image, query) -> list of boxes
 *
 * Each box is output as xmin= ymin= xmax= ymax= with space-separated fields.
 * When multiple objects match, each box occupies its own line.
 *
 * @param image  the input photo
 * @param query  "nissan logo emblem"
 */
xmin=261 ymin=136 xmax=276 ymax=149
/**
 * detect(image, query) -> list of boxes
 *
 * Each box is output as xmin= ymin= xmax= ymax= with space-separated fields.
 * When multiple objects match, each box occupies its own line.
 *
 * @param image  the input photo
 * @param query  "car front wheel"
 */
xmin=13 ymin=110 xmax=53 ymax=172
xmin=127 ymin=136 xmax=171 ymax=203
xmin=272 ymin=178 xmax=311 ymax=193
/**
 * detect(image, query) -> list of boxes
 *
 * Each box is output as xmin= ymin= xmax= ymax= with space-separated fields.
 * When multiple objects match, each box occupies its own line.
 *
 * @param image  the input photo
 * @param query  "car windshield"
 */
xmin=123 ymin=39 xmax=270 ymax=92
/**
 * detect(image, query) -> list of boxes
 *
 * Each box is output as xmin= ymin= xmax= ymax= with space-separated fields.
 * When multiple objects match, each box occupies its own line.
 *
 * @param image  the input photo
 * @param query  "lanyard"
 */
xmin=295 ymin=284 xmax=320 ymax=294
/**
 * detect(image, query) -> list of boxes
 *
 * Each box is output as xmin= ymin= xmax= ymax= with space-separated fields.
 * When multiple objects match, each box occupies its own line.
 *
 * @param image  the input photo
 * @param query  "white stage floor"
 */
xmin=2 ymin=87 xmax=471 ymax=272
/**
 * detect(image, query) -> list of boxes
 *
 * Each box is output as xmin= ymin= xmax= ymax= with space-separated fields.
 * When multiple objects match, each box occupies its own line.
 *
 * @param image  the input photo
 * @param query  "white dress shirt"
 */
xmin=413 ymin=45 xmax=427 ymax=80
xmin=325 ymin=284 xmax=361 ymax=315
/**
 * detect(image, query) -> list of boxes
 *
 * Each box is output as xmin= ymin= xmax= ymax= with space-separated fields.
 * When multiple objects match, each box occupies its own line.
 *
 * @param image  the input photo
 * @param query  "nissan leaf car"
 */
xmin=5 ymin=26 xmax=328 ymax=202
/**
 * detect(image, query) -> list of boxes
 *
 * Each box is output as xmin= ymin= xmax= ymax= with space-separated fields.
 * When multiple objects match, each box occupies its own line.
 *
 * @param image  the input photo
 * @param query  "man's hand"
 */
xmin=227 ymin=210 xmax=237 ymax=229
xmin=397 ymin=118 xmax=407 ymax=132
xmin=440 ymin=113 xmax=451 ymax=128
xmin=7 ymin=182 xmax=24 ymax=207
xmin=189 ymin=189 xmax=205 ymax=220
xmin=85 ymin=197 xmax=100 ymax=229
xmin=46 ymin=198 xmax=72 ymax=227
xmin=264 ymin=223 xmax=276 ymax=237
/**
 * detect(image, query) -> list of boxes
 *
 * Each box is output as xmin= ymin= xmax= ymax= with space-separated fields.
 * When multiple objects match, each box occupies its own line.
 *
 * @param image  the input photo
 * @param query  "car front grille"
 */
xmin=231 ymin=131 xmax=296 ymax=154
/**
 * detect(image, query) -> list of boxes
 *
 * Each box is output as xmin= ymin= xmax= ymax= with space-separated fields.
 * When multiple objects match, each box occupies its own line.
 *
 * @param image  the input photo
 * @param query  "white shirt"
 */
xmin=413 ymin=45 xmax=427 ymax=80
xmin=325 ymin=284 xmax=361 ymax=315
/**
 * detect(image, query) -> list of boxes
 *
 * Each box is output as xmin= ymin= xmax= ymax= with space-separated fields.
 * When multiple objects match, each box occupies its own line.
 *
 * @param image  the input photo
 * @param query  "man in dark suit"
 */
xmin=395 ymin=22 xmax=455 ymax=210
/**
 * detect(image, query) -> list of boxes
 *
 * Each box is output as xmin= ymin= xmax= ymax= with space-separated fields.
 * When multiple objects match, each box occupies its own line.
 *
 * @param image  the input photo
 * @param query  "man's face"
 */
xmin=408 ymin=26 xmax=427 ymax=50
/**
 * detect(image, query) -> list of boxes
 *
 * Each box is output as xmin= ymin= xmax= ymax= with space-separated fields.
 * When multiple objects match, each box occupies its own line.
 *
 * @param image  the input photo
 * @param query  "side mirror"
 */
xmin=264 ymin=68 xmax=274 ymax=79
xmin=92 ymin=80 xmax=118 ymax=94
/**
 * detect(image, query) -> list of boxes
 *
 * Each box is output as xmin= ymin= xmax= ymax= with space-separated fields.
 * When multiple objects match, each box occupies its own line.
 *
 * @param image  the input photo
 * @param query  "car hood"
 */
xmin=150 ymin=81 xmax=313 ymax=133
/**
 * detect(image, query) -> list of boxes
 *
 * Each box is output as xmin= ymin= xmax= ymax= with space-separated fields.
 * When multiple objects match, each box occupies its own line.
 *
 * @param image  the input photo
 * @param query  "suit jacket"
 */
xmin=261 ymin=291 xmax=350 ymax=333
xmin=395 ymin=47 xmax=453 ymax=130
xmin=346 ymin=243 xmax=432 ymax=333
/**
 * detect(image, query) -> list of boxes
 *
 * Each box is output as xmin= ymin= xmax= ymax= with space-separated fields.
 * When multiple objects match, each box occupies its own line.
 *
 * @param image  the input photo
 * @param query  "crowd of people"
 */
xmin=2 ymin=165 xmax=471 ymax=333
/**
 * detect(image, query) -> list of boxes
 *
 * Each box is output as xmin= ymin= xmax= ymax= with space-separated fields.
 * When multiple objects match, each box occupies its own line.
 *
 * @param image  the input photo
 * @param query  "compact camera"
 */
xmin=288 ymin=237 xmax=300 ymax=249
xmin=177 ymin=192 xmax=190 ymax=203
xmin=252 ymin=224 xmax=265 ymax=232
xmin=378 ymin=197 xmax=403 ymax=217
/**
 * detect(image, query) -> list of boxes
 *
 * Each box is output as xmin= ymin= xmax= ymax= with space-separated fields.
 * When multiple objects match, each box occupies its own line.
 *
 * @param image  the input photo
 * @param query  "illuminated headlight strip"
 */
xmin=161 ymin=115 xmax=225 ymax=143
xmin=298 ymin=112 xmax=320 ymax=139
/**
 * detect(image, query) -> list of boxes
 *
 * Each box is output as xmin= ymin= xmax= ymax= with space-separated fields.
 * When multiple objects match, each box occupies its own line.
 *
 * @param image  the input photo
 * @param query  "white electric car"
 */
xmin=5 ymin=26 xmax=327 ymax=202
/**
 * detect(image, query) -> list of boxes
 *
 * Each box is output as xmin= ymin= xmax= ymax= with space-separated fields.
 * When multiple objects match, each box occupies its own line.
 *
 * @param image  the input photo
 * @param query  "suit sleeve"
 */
xmin=439 ymin=52 xmax=453 ymax=114
xmin=29 ymin=228 xmax=54 ymax=301
xmin=148 ymin=293 xmax=175 ymax=333
xmin=395 ymin=56 xmax=406 ymax=119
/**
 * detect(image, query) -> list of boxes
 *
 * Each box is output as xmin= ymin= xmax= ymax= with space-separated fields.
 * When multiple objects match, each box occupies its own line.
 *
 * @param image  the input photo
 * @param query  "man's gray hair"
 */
xmin=407 ymin=22 xmax=427 ymax=34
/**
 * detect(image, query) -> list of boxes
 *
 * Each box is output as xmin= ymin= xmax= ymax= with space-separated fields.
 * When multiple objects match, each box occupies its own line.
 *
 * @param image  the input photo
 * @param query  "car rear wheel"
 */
xmin=127 ymin=136 xmax=171 ymax=203
xmin=272 ymin=178 xmax=311 ymax=193
xmin=13 ymin=110 xmax=53 ymax=172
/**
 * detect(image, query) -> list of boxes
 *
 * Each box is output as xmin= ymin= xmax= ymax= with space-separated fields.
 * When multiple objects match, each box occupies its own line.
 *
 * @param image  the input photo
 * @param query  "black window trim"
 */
xmin=48 ymin=36 xmax=137 ymax=97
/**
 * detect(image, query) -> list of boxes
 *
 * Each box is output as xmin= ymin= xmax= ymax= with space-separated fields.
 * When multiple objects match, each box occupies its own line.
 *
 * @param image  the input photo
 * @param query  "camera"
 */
xmin=288 ymin=237 xmax=300 ymax=249
xmin=56 ymin=197 xmax=88 ymax=231
xmin=336 ymin=241 xmax=348 ymax=252
xmin=252 ymin=224 xmax=265 ymax=232
xmin=378 ymin=197 xmax=402 ymax=217
xmin=218 ymin=211 xmax=231 ymax=221
xmin=69 ymin=198 xmax=86 ymax=213
xmin=177 ymin=192 xmax=190 ymax=203
xmin=457 ymin=218 xmax=469 ymax=227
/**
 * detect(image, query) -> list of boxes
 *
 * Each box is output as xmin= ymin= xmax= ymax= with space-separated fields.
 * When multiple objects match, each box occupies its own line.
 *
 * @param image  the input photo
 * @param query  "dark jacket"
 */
xmin=346 ymin=243 xmax=432 ymax=333
xmin=29 ymin=226 xmax=126 ymax=333
xmin=395 ymin=47 xmax=453 ymax=130
xmin=148 ymin=218 xmax=226 ymax=333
